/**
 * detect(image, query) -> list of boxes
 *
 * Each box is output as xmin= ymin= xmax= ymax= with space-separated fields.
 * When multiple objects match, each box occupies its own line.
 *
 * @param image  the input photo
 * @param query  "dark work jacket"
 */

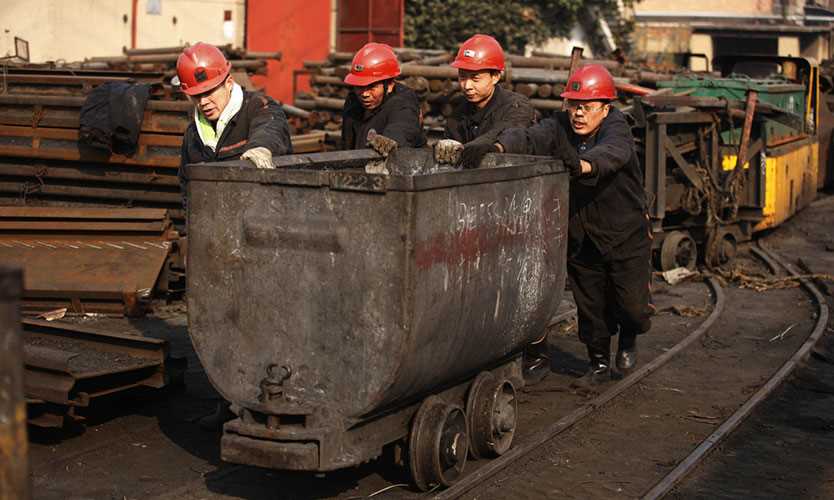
xmin=444 ymin=85 xmax=535 ymax=146
xmin=179 ymin=90 xmax=292 ymax=208
xmin=341 ymin=82 xmax=426 ymax=150
xmin=79 ymin=82 xmax=151 ymax=156
xmin=498 ymin=107 xmax=647 ymax=257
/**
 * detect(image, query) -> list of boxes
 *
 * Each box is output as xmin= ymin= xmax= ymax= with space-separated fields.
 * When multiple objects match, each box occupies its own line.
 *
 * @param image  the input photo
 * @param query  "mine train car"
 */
xmin=185 ymin=149 xmax=568 ymax=490
xmin=630 ymin=55 xmax=834 ymax=270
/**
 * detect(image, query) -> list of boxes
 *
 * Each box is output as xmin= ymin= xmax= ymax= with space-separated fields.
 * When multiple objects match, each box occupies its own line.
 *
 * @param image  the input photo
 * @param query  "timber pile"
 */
xmin=295 ymin=47 xmax=677 ymax=139
xmin=0 ymin=46 xmax=335 ymax=226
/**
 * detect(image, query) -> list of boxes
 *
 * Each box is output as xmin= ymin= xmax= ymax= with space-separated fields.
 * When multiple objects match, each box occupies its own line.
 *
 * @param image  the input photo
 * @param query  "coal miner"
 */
xmin=176 ymin=42 xmax=292 ymax=429
xmin=435 ymin=34 xmax=536 ymax=169
xmin=494 ymin=64 xmax=652 ymax=387
xmin=177 ymin=42 xmax=292 ymax=207
xmin=341 ymin=42 xmax=426 ymax=156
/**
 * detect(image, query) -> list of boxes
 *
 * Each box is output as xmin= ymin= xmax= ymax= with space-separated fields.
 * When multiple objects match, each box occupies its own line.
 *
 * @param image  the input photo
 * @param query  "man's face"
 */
xmin=458 ymin=69 xmax=500 ymax=108
xmin=565 ymin=99 xmax=610 ymax=136
xmin=353 ymin=81 xmax=391 ymax=110
xmin=190 ymin=76 xmax=234 ymax=121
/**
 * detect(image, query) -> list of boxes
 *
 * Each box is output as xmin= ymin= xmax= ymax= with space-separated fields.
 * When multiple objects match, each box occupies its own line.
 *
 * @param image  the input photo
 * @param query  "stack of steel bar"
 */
xmin=23 ymin=318 xmax=184 ymax=428
xmin=34 ymin=44 xmax=282 ymax=79
xmin=296 ymin=47 xmax=675 ymax=137
xmin=0 ymin=49 xmax=338 ymax=225
xmin=0 ymin=206 xmax=182 ymax=316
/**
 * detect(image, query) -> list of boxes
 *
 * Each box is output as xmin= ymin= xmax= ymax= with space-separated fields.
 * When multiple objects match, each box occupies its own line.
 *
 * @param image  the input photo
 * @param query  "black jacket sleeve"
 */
xmin=341 ymin=93 xmax=360 ymax=150
xmin=497 ymin=116 xmax=579 ymax=172
xmin=578 ymin=110 xmax=634 ymax=185
xmin=468 ymin=95 xmax=535 ymax=147
xmin=497 ymin=118 xmax=566 ymax=155
xmin=380 ymin=91 xmax=425 ymax=147
xmin=244 ymin=94 xmax=293 ymax=155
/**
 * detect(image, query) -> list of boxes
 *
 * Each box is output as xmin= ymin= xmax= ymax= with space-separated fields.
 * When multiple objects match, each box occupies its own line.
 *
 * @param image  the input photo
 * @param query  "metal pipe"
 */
xmin=735 ymin=90 xmax=758 ymax=171
xmin=529 ymin=50 xmax=621 ymax=71
xmin=0 ymin=267 xmax=29 ymax=500
xmin=529 ymin=99 xmax=563 ymax=111
xmin=282 ymin=103 xmax=311 ymax=118
xmin=242 ymin=51 xmax=283 ymax=60
xmin=568 ymin=47 xmax=583 ymax=78
xmin=124 ymin=45 xmax=188 ymax=56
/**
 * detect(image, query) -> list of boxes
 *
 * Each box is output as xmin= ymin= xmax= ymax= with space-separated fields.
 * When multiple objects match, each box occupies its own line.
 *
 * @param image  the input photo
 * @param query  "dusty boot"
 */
xmin=199 ymin=401 xmax=235 ymax=432
xmin=615 ymin=334 xmax=638 ymax=375
xmin=522 ymin=334 xmax=551 ymax=385
xmin=571 ymin=344 xmax=611 ymax=390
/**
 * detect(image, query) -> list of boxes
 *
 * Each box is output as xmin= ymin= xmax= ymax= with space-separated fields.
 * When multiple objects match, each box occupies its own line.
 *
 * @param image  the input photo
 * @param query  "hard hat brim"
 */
xmin=344 ymin=73 xmax=390 ymax=86
xmin=450 ymin=60 xmax=503 ymax=72
xmin=559 ymin=90 xmax=617 ymax=100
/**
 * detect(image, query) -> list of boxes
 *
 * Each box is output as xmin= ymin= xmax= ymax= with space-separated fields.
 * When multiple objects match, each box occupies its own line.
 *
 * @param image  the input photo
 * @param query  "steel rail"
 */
xmin=641 ymin=242 xmax=830 ymax=499
xmin=435 ymin=277 xmax=726 ymax=499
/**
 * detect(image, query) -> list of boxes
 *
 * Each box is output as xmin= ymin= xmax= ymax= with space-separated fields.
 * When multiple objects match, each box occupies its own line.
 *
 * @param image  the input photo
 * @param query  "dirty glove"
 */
xmin=241 ymin=147 xmax=275 ymax=169
xmin=562 ymin=149 xmax=582 ymax=178
xmin=366 ymin=132 xmax=399 ymax=157
xmin=434 ymin=139 xmax=464 ymax=164
xmin=460 ymin=142 xmax=499 ymax=170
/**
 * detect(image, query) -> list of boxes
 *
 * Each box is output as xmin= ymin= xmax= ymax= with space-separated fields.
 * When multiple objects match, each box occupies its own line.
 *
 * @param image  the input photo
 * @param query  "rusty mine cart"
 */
xmin=185 ymin=149 xmax=569 ymax=490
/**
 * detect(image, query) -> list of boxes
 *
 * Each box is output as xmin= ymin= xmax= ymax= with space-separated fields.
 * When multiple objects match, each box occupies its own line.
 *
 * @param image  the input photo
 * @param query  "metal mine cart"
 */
xmin=185 ymin=149 xmax=569 ymax=490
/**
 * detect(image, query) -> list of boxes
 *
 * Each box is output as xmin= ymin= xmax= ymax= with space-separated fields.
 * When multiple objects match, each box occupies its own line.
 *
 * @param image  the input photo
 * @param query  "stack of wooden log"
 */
xmin=295 ymin=47 xmax=678 ymax=138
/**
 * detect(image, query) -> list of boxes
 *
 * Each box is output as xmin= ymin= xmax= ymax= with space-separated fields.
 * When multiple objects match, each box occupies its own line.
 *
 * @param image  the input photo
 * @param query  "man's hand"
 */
xmin=434 ymin=139 xmax=464 ymax=164
xmin=559 ymin=146 xmax=582 ymax=178
xmin=367 ymin=132 xmax=398 ymax=157
xmin=459 ymin=142 xmax=499 ymax=169
xmin=241 ymin=147 xmax=274 ymax=169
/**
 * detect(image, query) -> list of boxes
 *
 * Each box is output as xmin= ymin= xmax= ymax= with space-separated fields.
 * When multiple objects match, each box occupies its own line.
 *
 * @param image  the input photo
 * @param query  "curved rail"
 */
xmin=641 ymin=243 xmax=830 ymax=499
xmin=435 ymin=277 xmax=726 ymax=499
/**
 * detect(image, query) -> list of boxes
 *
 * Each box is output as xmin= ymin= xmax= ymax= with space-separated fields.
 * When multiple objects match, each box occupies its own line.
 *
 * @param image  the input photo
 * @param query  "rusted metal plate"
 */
xmin=0 ymin=207 xmax=176 ymax=315
xmin=21 ymin=318 xmax=177 ymax=427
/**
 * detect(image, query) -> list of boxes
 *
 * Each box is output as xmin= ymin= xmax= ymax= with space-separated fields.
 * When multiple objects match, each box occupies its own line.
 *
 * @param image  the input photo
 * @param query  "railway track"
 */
xmin=433 ymin=277 xmax=725 ymax=500
xmin=642 ymin=243 xmax=830 ymax=499
xmin=442 ymin=244 xmax=828 ymax=500
xmin=25 ymin=242 xmax=830 ymax=499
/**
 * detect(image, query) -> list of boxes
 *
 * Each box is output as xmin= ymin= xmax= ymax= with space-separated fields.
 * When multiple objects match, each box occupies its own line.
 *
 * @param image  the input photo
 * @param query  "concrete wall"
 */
xmin=1 ymin=0 xmax=244 ymax=63
xmin=779 ymin=35 xmax=801 ymax=57
xmin=634 ymin=0 xmax=779 ymax=16
xmin=690 ymin=34 xmax=713 ymax=71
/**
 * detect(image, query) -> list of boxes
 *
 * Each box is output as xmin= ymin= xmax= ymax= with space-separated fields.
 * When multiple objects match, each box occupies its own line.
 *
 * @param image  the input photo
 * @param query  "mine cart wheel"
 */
xmin=660 ymin=231 xmax=698 ymax=271
xmin=706 ymin=229 xmax=738 ymax=268
xmin=408 ymin=396 xmax=469 ymax=491
xmin=466 ymin=373 xmax=518 ymax=459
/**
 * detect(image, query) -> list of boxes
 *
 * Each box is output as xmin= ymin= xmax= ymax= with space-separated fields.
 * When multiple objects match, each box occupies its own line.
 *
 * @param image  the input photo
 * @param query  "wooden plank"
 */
xmin=0 ymin=206 xmax=168 ymax=220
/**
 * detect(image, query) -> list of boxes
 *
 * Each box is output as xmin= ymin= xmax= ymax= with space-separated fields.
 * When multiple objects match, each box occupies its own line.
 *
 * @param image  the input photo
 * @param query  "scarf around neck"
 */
xmin=195 ymin=82 xmax=243 ymax=151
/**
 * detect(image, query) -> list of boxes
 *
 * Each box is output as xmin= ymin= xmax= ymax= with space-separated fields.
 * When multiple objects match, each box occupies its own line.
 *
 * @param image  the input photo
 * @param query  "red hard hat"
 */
xmin=451 ymin=34 xmax=505 ymax=72
xmin=560 ymin=64 xmax=617 ymax=101
xmin=343 ymin=43 xmax=401 ymax=86
xmin=176 ymin=43 xmax=231 ymax=96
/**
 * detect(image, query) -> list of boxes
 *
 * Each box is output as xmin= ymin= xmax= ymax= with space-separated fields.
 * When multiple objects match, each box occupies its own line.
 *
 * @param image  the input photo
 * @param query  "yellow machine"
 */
xmin=641 ymin=55 xmax=828 ymax=269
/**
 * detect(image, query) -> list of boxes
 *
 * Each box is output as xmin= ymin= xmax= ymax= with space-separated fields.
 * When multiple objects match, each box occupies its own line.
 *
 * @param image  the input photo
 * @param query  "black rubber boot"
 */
xmin=199 ymin=401 xmax=235 ymax=432
xmin=615 ymin=334 xmax=638 ymax=375
xmin=571 ymin=344 xmax=611 ymax=390
xmin=522 ymin=334 xmax=551 ymax=386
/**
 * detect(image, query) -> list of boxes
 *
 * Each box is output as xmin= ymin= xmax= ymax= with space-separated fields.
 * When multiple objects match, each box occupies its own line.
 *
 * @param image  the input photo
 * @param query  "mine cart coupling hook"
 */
xmin=258 ymin=364 xmax=292 ymax=403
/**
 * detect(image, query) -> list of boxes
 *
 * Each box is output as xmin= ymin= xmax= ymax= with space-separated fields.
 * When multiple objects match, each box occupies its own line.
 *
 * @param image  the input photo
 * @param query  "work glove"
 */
xmin=562 ymin=149 xmax=582 ymax=178
xmin=241 ymin=147 xmax=275 ymax=169
xmin=434 ymin=139 xmax=464 ymax=164
xmin=366 ymin=132 xmax=399 ymax=157
xmin=459 ymin=142 xmax=499 ymax=170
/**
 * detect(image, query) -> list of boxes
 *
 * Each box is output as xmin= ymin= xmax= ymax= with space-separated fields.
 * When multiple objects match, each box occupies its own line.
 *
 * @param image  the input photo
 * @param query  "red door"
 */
xmin=337 ymin=0 xmax=404 ymax=51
